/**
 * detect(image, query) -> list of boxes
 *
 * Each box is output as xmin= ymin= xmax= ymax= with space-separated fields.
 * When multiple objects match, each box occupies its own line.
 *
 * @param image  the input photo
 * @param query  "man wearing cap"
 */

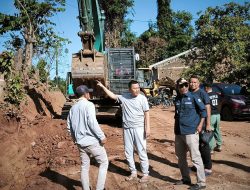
xmin=67 ymin=85 xmax=108 ymax=190
xmin=97 ymin=80 xmax=150 ymax=183
xmin=174 ymin=78 xmax=207 ymax=190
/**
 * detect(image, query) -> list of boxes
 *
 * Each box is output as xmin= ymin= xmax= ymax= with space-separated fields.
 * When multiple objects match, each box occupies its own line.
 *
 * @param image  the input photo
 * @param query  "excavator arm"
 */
xmin=77 ymin=0 xmax=105 ymax=54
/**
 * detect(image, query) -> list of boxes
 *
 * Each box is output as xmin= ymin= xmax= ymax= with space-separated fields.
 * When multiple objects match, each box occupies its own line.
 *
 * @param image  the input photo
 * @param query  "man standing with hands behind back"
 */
xmin=97 ymin=80 xmax=150 ymax=183
xmin=67 ymin=85 xmax=109 ymax=190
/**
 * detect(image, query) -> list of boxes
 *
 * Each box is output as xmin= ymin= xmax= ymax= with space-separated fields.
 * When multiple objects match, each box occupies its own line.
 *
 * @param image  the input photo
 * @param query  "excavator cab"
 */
xmin=136 ymin=68 xmax=159 ymax=97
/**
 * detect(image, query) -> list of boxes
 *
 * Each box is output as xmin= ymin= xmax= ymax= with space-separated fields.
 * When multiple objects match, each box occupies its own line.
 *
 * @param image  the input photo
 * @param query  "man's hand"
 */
xmin=96 ymin=80 xmax=104 ymax=88
xmin=144 ymin=126 xmax=150 ymax=139
xmin=100 ymin=138 xmax=107 ymax=146
xmin=196 ymin=125 xmax=203 ymax=133
xmin=206 ymin=121 xmax=212 ymax=131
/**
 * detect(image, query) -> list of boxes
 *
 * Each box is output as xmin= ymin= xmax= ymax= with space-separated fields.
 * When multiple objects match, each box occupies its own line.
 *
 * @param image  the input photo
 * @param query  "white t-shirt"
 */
xmin=117 ymin=93 xmax=149 ymax=129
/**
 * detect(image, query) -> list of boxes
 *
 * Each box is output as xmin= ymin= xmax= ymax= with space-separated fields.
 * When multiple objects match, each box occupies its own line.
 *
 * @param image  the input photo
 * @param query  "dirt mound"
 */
xmin=20 ymin=88 xmax=66 ymax=122
xmin=0 ymin=88 xmax=67 ymax=189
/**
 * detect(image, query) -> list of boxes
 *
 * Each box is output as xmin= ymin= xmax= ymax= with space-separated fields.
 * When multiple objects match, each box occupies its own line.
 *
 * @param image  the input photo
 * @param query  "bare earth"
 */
xmin=0 ymin=93 xmax=250 ymax=190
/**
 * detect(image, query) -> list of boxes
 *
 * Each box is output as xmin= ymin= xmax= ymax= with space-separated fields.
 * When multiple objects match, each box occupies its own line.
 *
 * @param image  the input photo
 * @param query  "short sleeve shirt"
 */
xmin=208 ymin=91 xmax=220 ymax=115
xmin=117 ymin=93 xmax=149 ymax=129
xmin=192 ymin=89 xmax=210 ymax=105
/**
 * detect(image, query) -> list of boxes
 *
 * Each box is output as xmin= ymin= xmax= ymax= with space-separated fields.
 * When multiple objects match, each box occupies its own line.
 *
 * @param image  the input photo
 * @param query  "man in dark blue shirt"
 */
xmin=190 ymin=75 xmax=213 ymax=177
xmin=174 ymin=78 xmax=207 ymax=190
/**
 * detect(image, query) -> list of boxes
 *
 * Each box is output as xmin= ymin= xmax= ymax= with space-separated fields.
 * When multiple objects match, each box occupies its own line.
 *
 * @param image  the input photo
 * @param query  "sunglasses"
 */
xmin=178 ymin=83 xmax=189 ymax=88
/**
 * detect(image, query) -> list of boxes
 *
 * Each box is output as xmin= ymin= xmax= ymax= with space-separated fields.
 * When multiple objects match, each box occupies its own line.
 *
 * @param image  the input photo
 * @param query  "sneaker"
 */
xmin=204 ymin=169 xmax=212 ymax=176
xmin=189 ymin=183 xmax=206 ymax=190
xmin=175 ymin=179 xmax=191 ymax=185
xmin=139 ymin=175 xmax=149 ymax=183
xmin=214 ymin=146 xmax=222 ymax=152
xmin=125 ymin=173 xmax=138 ymax=181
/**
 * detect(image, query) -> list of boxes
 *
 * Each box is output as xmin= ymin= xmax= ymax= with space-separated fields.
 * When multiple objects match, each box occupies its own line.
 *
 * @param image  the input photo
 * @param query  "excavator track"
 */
xmin=61 ymin=101 xmax=77 ymax=120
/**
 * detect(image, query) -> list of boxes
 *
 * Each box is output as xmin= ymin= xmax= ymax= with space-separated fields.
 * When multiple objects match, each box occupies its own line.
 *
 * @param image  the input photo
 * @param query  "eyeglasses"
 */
xmin=178 ymin=83 xmax=189 ymax=88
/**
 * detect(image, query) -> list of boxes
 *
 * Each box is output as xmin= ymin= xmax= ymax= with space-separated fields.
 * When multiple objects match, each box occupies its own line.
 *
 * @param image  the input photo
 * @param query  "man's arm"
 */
xmin=144 ymin=111 xmax=150 ymax=138
xmin=205 ymin=104 xmax=211 ymax=131
xmin=202 ymin=90 xmax=212 ymax=131
xmin=67 ymin=112 xmax=76 ymax=142
xmin=97 ymin=81 xmax=118 ymax=100
xmin=194 ymin=96 xmax=207 ymax=133
xmin=87 ymin=104 xmax=107 ymax=144
xmin=197 ymin=117 xmax=205 ymax=133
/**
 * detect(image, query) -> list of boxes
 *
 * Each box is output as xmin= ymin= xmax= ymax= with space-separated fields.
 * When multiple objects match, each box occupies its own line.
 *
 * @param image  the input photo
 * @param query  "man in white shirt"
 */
xmin=97 ymin=80 xmax=150 ymax=183
xmin=67 ymin=85 xmax=108 ymax=190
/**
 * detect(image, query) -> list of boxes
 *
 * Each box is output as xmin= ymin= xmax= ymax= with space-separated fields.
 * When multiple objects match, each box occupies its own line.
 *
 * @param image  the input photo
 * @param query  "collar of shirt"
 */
xmin=182 ymin=91 xmax=192 ymax=98
xmin=78 ymin=97 xmax=87 ymax=101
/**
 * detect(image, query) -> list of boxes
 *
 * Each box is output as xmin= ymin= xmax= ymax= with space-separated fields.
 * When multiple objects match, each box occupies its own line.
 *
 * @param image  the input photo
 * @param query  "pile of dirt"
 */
xmin=0 ymin=88 xmax=68 ymax=189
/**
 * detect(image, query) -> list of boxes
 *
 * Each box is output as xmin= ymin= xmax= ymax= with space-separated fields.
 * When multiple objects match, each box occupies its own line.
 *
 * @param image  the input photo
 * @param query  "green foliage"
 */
xmin=36 ymin=59 xmax=49 ymax=83
xmin=135 ymin=2 xmax=193 ymax=65
xmin=0 ymin=0 xmax=67 ymax=70
xmin=167 ymin=11 xmax=194 ymax=57
xmin=121 ymin=19 xmax=137 ymax=47
xmin=0 ymin=52 xmax=25 ymax=105
xmin=28 ymin=65 xmax=37 ymax=79
xmin=100 ymin=0 xmax=134 ymax=47
xmin=100 ymin=0 xmax=134 ymax=30
xmin=5 ymin=74 xmax=25 ymax=105
xmin=185 ymin=2 xmax=250 ymax=83
xmin=0 ymin=52 xmax=14 ymax=76
xmin=49 ymin=76 xmax=66 ymax=94
xmin=3 ymin=34 xmax=24 ymax=52
xmin=135 ymin=24 xmax=166 ymax=67
xmin=157 ymin=0 xmax=172 ymax=40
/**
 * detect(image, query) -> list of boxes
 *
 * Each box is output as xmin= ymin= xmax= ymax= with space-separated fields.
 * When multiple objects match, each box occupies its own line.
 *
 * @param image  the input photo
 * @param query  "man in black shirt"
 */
xmin=204 ymin=83 xmax=222 ymax=152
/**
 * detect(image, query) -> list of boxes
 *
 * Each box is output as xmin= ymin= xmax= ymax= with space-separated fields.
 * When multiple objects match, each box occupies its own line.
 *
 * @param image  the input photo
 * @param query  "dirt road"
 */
xmin=0 ymin=106 xmax=249 ymax=190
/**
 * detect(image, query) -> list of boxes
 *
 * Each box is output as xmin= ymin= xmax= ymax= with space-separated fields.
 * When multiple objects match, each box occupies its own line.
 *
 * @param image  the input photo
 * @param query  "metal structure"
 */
xmin=62 ymin=0 xmax=136 ymax=119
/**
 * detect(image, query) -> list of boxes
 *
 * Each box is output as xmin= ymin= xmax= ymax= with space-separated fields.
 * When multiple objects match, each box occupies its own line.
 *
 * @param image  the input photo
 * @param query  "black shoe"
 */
xmin=214 ymin=146 xmax=222 ymax=152
xmin=189 ymin=184 xmax=206 ymax=190
xmin=175 ymin=179 xmax=191 ymax=185
xmin=190 ymin=166 xmax=197 ymax=172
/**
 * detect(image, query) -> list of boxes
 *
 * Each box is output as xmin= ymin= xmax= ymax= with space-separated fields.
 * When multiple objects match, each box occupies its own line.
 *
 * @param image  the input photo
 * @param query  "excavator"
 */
xmin=61 ymin=0 xmax=137 ymax=119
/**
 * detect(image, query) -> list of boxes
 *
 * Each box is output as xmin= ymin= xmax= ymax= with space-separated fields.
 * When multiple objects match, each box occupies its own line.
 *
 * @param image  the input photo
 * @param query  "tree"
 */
xmin=157 ymin=0 xmax=172 ymax=40
xmin=139 ymin=0 xmax=193 ymax=63
xmin=184 ymin=2 xmax=250 ymax=83
xmin=49 ymin=76 xmax=66 ymax=95
xmin=120 ymin=19 xmax=137 ymax=47
xmin=134 ymin=23 xmax=167 ymax=67
xmin=167 ymin=11 xmax=193 ymax=57
xmin=0 ymin=0 xmax=66 ymax=78
xmin=100 ymin=0 xmax=134 ymax=47
xmin=36 ymin=59 xmax=49 ymax=83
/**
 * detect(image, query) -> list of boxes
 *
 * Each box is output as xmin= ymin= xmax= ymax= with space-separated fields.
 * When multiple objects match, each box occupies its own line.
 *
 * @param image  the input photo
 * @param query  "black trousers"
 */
xmin=199 ymin=141 xmax=212 ymax=170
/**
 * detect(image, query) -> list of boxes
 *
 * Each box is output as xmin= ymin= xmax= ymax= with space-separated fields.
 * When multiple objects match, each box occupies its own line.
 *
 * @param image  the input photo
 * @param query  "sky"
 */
xmin=0 ymin=0 xmax=246 ymax=78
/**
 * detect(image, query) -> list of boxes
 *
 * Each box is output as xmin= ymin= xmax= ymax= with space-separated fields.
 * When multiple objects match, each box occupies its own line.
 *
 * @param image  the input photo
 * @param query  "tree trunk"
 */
xmin=23 ymin=27 xmax=35 ymax=81
xmin=24 ymin=40 xmax=33 ymax=69
xmin=14 ymin=48 xmax=23 ymax=72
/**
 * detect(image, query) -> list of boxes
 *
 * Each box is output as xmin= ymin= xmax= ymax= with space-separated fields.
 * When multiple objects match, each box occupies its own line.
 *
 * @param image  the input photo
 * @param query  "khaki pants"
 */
xmin=78 ymin=143 xmax=109 ymax=190
xmin=175 ymin=134 xmax=206 ymax=186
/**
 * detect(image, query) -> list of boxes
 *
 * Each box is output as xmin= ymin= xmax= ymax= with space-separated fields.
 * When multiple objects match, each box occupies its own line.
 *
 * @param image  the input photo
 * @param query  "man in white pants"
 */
xmin=97 ymin=80 xmax=150 ymax=183
xmin=67 ymin=85 xmax=109 ymax=190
